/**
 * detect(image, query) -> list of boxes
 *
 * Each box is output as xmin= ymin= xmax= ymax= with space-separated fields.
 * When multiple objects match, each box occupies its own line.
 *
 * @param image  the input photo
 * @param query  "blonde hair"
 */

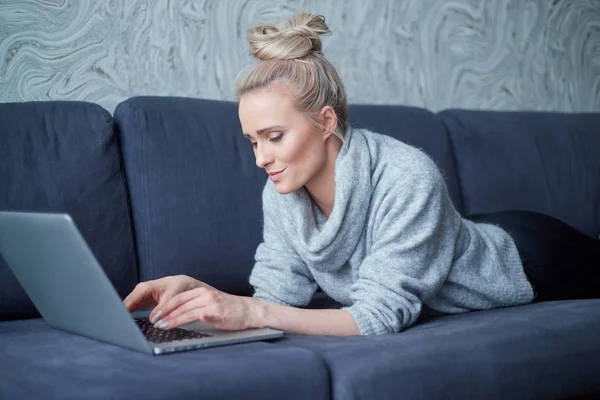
xmin=235 ymin=13 xmax=348 ymax=143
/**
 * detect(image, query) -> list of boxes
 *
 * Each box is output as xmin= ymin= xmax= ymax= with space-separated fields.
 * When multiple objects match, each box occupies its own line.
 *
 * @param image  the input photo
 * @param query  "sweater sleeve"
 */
xmin=343 ymin=157 xmax=462 ymax=335
xmin=249 ymin=183 xmax=318 ymax=307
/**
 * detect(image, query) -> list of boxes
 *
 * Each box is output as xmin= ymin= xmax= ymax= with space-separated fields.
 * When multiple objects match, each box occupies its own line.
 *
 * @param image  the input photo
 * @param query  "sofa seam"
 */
xmin=90 ymin=104 xmax=142 ymax=289
xmin=122 ymin=100 xmax=150 ymax=282
xmin=436 ymin=111 xmax=467 ymax=215
xmin=110 ymin=105 xmax=142 ymax=286
xmin=274 ymin=341 xmax=334 ymax=400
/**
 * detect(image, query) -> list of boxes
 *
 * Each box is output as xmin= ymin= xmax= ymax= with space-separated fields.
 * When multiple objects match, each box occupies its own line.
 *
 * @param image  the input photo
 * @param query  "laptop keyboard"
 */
xmin=134 ymin=318 xmax=213 ymax=343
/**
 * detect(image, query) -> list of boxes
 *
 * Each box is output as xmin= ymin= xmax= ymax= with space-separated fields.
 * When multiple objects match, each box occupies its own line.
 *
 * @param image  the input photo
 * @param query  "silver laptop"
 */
xmin=0 ymin=211 xmax=283 ymax=355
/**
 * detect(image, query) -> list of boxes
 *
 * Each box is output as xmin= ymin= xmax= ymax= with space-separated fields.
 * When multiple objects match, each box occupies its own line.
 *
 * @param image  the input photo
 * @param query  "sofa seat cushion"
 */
xmin=280 ymin=299 xmax=600 ymax=400
xmin=0 ymin=101 xmax=137 ymax=321
xmin=0 ymin=318 xmax=329 ymax=400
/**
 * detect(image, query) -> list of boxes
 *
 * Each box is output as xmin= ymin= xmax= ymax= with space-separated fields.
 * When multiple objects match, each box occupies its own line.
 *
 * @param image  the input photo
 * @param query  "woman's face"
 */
xmin=238 ymin=84 xmax=329 ymax=194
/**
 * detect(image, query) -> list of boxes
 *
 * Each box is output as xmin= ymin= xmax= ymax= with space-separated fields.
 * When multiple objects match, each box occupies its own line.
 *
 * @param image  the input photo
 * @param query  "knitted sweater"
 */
xmin=249 ymin=128 xmax=535 ymax=335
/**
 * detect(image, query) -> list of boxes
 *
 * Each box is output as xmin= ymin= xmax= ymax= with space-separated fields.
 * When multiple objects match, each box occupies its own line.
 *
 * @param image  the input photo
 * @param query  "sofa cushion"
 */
xmin=0 ymin=101 xmax=138 ymax=321
xmin=114 ymin=97 xmax=266 ymax=295
xmin=0 ymin=319 xmax=329 ymax=400
xmin=349 ymin=104 xmax=463 ymax=211
xmin=279 ymin=299 xmax=600 ymax=400
xmin=439 ymin=109 xmax=600 ymax=237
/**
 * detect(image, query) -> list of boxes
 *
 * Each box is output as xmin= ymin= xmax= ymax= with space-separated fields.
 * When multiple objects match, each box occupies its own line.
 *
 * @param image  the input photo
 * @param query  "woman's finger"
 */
xmin=148 ymin=291 xmax=175 ymax=323
xmin=159 ymin=307 xmax=215 ymax=330
xmin=123 ymin=282 xmax=154 ymax=311
xmin=152 ymin=287 xmax=208 ymax=323
xmin=123 ymin=286 xmax=142 ymax=310
xmin=157 ymin=296 xmax=209 ymax=325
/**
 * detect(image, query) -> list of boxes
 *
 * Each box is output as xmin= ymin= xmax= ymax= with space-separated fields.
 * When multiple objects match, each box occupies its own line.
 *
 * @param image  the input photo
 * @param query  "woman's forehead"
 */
xmin=239 ymin=89 xmax=300 ymax=128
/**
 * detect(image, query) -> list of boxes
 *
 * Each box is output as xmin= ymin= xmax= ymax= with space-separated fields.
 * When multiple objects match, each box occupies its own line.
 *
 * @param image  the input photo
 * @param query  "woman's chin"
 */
xmin=273 ymin=181 xmax=302 ymax=195
xmin=274 ymin=185 xmax=294 ymax=195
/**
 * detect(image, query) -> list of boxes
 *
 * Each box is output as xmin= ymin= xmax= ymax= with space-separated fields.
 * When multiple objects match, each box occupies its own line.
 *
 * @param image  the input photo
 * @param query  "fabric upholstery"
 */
xmin=114 ymin=97 xmax=265 ymax=295
xmin=0 ymin=318 xmax=329 ymax=400
xmin=0 ymin=101 xmax=137 ymax=321
xmin=1 ymin=98 xmax=599 ymax=400
xmin=279 ymin=299 xmax=600 ymax=400
xmin=439 ymin=109 xmax=600 ymax=237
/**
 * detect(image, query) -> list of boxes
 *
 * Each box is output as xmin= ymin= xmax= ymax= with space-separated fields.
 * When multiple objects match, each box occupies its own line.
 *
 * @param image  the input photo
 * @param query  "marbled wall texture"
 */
xmin=1 ymin=0 xmax=599 ymax=113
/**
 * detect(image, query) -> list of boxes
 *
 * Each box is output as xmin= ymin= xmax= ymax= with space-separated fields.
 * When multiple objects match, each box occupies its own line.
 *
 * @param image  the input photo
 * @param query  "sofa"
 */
xmin=1 ymin=96 xmax=599 ymax=400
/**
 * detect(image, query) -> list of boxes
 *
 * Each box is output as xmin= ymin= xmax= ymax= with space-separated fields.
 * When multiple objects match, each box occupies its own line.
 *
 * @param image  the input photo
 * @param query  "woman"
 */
xmin=124 ymin=13 xmax=600 ymax=336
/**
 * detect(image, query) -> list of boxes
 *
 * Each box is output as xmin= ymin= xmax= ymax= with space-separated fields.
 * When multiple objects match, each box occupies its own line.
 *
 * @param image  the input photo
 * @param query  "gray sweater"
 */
xmin=249 ymin=127 xmax=535 ymax=335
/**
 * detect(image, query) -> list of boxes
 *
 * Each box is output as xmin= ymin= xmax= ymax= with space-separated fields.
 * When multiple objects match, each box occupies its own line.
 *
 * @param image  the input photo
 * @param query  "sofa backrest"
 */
xmin=3 ymin=98 xmax=596 ymax=320
xmin=114 ymin=97 xmax=463 ymax=295
xmin=114 ymin=97 xmax=264 ymax=295
xmin=0 ymin=101 xmax=138 ymax=321
xmin=439 ymin=109 xmax=600 ymax=237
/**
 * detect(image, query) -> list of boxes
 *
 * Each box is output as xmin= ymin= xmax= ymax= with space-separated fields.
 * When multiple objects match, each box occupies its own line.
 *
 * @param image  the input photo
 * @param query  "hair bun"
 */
xmin=247 ymin=13 xmax=330 ymax=61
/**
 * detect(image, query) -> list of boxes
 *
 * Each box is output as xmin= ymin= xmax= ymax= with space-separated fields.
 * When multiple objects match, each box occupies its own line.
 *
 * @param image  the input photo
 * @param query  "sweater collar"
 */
xmin=281 ymin=128 xmax=372 ymax=272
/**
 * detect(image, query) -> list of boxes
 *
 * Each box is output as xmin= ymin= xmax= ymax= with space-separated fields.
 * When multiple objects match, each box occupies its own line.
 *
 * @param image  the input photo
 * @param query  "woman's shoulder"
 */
xmin=359 ymin=128 xmax=443 ymax=185
xmin=359 ymin=130 xmax=451 ymax=220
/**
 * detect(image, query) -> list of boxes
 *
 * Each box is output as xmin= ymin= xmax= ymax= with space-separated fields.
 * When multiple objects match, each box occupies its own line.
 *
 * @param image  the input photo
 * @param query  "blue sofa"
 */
xmin=1 ymin=97 xmax=599 ymax=399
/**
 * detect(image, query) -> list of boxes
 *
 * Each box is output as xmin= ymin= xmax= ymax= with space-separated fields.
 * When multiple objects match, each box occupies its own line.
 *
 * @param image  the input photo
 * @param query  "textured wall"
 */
xmin=1 ymin=0 xmax=599 ymax=113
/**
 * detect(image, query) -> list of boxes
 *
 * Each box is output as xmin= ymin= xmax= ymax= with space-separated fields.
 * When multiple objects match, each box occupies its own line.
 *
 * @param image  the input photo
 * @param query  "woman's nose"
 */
xmin=255 ymin=145 xmax=272 ymax=168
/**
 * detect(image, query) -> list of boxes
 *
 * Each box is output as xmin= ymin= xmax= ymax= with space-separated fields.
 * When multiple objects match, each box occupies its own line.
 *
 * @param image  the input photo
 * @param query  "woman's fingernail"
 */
xmin=151 ymin=311 xmax=162 ymax=324
xmin=157 ymin=321 xmax=169 ymax=329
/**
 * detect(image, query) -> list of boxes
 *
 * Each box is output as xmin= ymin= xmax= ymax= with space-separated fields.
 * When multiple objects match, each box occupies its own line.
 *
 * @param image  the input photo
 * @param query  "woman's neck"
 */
xmin=305 ymin=136 xmax=342 ymax=218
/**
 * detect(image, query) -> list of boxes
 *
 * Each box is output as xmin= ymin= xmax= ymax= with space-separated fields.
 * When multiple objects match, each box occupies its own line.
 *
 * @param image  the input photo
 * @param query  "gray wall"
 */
xmin=1 ymin=0 xmax=599 ymax=113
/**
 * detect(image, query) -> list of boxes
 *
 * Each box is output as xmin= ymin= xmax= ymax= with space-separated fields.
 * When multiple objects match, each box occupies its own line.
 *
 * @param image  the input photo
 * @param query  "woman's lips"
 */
xmin=268 ymin=169 xmax=285 ymax=182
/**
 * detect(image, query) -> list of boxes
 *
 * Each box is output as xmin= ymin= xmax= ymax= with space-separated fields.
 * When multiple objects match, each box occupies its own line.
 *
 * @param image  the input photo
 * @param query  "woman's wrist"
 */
xmin=247 ymin=297 xmax=268 ymax=329
xmin=243 ymin=296 xmax=361 ymax=336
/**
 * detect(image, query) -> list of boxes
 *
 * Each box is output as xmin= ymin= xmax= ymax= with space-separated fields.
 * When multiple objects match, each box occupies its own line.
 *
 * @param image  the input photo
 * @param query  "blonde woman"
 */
xmin=124 ymin=13 xmax=600 ymax=336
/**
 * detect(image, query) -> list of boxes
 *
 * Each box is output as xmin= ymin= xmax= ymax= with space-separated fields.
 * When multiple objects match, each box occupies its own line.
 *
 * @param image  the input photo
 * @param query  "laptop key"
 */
xmin=134 ymin=318 xmax=213 ymax=343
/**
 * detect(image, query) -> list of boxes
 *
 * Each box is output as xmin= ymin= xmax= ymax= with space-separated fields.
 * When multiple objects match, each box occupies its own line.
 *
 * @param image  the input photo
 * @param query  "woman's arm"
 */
xmin=249 ymin=182 xmax=318 ymax=306
xmin=250 ymin=297 xmax=360 ymax=336
xmin=145 ymin=285 xmax=360 ymax=336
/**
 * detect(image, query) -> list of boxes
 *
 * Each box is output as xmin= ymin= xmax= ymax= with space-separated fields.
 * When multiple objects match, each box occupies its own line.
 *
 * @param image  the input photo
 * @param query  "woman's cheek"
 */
xmin=280 ymin=134 xmax=310 ymax=164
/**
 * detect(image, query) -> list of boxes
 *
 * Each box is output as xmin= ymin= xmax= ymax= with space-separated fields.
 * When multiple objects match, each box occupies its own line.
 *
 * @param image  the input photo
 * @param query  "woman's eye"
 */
xmin=249 ymin=134 xmax=282 ymax=148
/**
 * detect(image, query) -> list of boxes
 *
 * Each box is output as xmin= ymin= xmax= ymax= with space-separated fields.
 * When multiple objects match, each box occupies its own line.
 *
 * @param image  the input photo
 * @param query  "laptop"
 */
xmin=0 ymin=211 xmax=283 ymax=355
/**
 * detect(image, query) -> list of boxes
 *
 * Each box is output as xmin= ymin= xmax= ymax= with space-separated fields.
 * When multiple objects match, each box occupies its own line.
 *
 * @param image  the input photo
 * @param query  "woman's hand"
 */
xmin=123 ymin=275 xmax=201 ymax=313
xmin=149 ymin=284 xmax=262 ymax=331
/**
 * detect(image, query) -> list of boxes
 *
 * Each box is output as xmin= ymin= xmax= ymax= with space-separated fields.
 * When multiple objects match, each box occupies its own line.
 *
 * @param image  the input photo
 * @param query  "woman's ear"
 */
xmin=319 ymin=106 xmax=338 ymax=140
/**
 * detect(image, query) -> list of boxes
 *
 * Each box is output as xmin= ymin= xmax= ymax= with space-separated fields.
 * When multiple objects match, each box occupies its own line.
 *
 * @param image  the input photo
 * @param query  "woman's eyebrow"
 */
xmin=243 ymin=125 xmax=284 ymax=138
